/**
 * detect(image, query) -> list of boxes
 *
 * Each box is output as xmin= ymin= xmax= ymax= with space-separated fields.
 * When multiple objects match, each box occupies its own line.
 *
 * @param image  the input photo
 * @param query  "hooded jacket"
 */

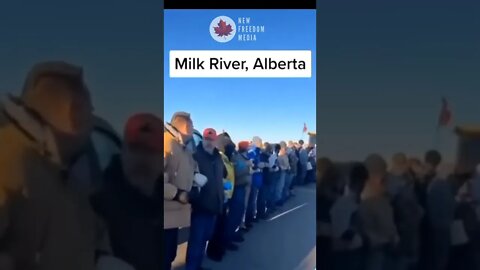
xmin=0 ymin=95 xmax=109 ymax=270
xmin=192 ymin=143 xmax=226 ymax=215
xmin=232 ymin=151 xmax=251 ymax=187
xmin=164 ymin=122 xmax=197 ymax=229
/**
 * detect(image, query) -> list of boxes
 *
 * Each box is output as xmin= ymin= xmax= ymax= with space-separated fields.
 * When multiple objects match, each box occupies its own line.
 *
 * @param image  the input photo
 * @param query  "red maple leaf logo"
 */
xmin=214 ymin=19 xmax=233 ymax=37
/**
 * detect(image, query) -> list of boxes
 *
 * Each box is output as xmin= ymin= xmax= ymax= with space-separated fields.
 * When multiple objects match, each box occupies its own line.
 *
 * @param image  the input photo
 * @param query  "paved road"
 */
xmin=173 ymin=183 xmax=317 ymax=270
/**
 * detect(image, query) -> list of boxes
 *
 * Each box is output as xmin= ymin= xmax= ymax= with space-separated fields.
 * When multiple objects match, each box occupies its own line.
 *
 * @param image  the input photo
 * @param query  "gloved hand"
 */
xmin=194 ymin=173 xmax=208 ymax=187
xmin=96 ymin=255 xmax=136 ymax=270
xmin=223 ymin=180 xmax=233 ymax=191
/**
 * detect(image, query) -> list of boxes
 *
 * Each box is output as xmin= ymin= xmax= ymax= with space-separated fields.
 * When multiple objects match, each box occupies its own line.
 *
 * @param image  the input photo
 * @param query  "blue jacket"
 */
xmin=248 ymin=147 xmax=263 ymax=188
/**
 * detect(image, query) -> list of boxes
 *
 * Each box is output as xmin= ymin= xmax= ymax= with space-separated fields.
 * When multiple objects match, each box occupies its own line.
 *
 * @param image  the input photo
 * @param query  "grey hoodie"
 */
xmin=232 ymin=151 xmax=251 ymax=186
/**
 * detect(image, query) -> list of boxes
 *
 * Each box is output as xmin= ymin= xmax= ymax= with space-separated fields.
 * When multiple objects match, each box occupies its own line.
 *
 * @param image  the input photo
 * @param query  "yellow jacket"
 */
xmin=221 ymin=152 xmax=235 ymax=199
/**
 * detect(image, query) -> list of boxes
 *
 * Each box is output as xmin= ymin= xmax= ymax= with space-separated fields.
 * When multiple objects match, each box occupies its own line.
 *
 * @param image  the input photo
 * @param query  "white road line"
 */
xmin=268 ymin=203 xmax=308 ymax=221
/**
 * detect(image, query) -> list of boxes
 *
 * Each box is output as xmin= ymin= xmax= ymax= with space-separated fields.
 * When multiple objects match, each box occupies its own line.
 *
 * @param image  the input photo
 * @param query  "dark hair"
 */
xmin=318 ymin=162 xmax=342 ymax=196
xmin=299 ymin=140 xmax=304 ymax=145
xmin=224 ymin=143 xmax=236 ymax=161
xmin=425 ymin=150 xmax=442 ymax=167
xmin=274 ymin=144 xmax=281 ymax=152
xmin=349 ymin=163 xmax=368 ymax=195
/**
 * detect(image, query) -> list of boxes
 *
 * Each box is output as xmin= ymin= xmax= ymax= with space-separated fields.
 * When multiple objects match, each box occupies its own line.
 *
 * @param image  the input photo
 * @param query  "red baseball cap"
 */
xmin=203 ymin=128 xmax=217 ymax=141
xmin=238 ymin=141 xmax=250 ymax=151
xmin=124 ymin=113 xmax=163 ymax=152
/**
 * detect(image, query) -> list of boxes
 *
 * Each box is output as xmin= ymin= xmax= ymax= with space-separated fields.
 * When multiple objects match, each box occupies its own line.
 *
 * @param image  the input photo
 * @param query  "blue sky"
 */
xmin=164 ymin=10 xmax=316 ymax=144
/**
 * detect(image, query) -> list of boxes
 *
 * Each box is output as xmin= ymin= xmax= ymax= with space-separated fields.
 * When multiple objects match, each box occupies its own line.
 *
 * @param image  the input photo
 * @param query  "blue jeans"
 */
xmin=246 ymin=185 xmax=259 ymax=224
xmin=186 ymin=211 xmax=217 ymax=270
xmin=257 ymin=183 xmax=268 ymax=217
xmin=282 ymin=173 xmax=294 ymax=201
xmin=225 ymin=185 xmax=247 ymax=243
xmin=297 ymin=166 xmax=307 ymax=185
xmin=275 ymin=170 xmax=286 ymax=204
xmin=266 ymin=172 xmax=279 ymax=209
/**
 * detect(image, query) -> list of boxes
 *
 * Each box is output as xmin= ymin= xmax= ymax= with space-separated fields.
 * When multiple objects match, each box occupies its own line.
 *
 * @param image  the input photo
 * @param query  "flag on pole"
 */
xmin=438 ymin=97 xmax=452 ymax=128
xmin=303 ymin=123 xmax=308 ymax=133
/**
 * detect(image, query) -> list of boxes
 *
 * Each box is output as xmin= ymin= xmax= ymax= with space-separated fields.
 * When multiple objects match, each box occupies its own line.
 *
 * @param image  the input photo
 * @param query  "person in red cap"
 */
xmin=91 ymin=113 xmax=164 ymax=270
xmin=186 ymin=128 xmax=227 ymax=270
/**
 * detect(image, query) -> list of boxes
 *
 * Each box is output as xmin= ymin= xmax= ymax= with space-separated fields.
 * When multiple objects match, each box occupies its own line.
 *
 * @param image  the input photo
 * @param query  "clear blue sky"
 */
xmin=0 ymin=0 xmax=163 ymax=134
xmin=317 ymin=2 xmax=480 ymax=162
xmin=164 ymin=10 xmax=316 ymax=144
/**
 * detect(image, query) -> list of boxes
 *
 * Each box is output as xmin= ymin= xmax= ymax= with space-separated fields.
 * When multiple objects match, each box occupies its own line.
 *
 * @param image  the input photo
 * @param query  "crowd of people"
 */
xmin=317 ymin=150 xmax=480 ymax=270
xmin=0 ymin=61 xmax=317 ymax=270
xmin=164 ymin=112 xmax=317 ymax=270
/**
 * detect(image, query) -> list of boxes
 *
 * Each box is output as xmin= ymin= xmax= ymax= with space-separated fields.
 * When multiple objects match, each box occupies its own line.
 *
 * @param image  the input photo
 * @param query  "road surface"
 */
xmin=173 ymin=183 xmax=317 ymax=270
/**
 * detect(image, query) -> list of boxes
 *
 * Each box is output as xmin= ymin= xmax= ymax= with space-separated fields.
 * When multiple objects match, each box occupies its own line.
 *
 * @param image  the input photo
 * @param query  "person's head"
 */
xmin=238 ymin=141 xmax=250 ymax=153
xmin=408 ymin=157 xmax=425 ymax=178
xmin=316 ymin=157 xmax=333 ymax=181
xmin=424 ymin=150 xmax=442 ymax=173
xmin=21 ymin=62 xmax=94 ymax=161
xmin=122 ymin=113 xmax=163 ymax=196
xmin=287 ymin=140 xmax=294 ymax=149
xmin=252 ymin=136 xmax=263 ymax=148
xmin=202 ymin=128 xmax=218 ymax=154
xmin=216 ymin=132 xmax=232 ymax=153
xmin=224 ymin=142 xmax=236 ymax=161
xmin=365 ymin=154 xmax=388 ymax=182
xmin=391 ymin=152 xmax=408 ymax=175
xmin=299 ymin=140 xmax=304 ymax=146
xmin=264 ymin=142 xmax=272 ymax=154
xmin=349 ymin=163 xmax=369 ymax=196
xmin=274 ymin=144 xmax=281 ymax=154
xmin=317 ymin=158 xmax=342 ymax=195
xmin=171 ymin=111 xmax=193 ymax=138
xmin=279 ymin=141 xmax=287 ymax=154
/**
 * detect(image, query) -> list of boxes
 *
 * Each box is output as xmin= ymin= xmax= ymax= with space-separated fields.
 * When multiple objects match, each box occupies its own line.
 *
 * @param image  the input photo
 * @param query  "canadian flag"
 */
xmin=438 ymin=97 xmax=452 ymax=127
xmin=303 ymin=123 xmax=308 ymax=133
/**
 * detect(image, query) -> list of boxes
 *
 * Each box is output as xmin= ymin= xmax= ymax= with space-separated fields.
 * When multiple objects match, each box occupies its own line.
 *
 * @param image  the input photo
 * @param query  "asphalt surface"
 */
xmin=173 ymin=183 xmax=317 ymax=270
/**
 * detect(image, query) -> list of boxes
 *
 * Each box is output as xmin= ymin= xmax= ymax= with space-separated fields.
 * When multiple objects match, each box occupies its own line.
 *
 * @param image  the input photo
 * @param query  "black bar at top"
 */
xmin=164 ymin=0 xmax=316 ymax=9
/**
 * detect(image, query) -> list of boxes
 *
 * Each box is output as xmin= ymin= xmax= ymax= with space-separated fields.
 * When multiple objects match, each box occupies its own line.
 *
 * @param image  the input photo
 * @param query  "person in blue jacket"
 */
xmin=245 ymin=136 xmax=266 ymax=227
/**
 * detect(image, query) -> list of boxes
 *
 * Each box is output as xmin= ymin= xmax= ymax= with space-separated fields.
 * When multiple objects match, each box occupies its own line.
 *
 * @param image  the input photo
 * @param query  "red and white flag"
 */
xmin=303 ymin=123 xmax=308 ymax=133
xmin=438 ymin=97 xmax=452 ymax=127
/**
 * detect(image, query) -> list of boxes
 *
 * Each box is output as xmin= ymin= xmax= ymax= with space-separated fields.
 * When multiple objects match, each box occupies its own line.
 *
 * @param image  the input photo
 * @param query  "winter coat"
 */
xmin=232 ymin=151 xmax=251 ymax=187
xmin=164 ymin=122 xmax=197 ymax=229
xmin=248 ymin=147 xmax=263 ymax=188
xmin=0 ymin=95 xmax=110 ymax=270
xmin=91 ymin=155 xmax=163 ymax=270
xmin=192 ymin=144 xmax=226 ymax=215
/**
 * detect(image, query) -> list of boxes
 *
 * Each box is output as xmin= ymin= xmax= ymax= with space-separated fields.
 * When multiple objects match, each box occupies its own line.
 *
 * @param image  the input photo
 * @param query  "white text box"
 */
xmin=169 ymin=50 xmax=312 ymax=78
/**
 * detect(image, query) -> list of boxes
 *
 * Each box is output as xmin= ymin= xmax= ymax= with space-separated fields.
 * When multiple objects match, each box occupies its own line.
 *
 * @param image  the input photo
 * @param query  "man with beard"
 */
xmin=91 ymin=113 xmax=164 ymax=270
xmin=186 ymin=128 xmax=226 ymax=270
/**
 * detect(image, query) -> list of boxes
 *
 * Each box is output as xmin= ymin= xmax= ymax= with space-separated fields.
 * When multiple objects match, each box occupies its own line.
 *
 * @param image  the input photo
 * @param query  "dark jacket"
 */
xmin=192 ymin=144 xmax=226 ymax=215
xmin=91 ymin=155 xmax=163 ymax=270
xmin=260 ymin=151 xmax=271 ymax=185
